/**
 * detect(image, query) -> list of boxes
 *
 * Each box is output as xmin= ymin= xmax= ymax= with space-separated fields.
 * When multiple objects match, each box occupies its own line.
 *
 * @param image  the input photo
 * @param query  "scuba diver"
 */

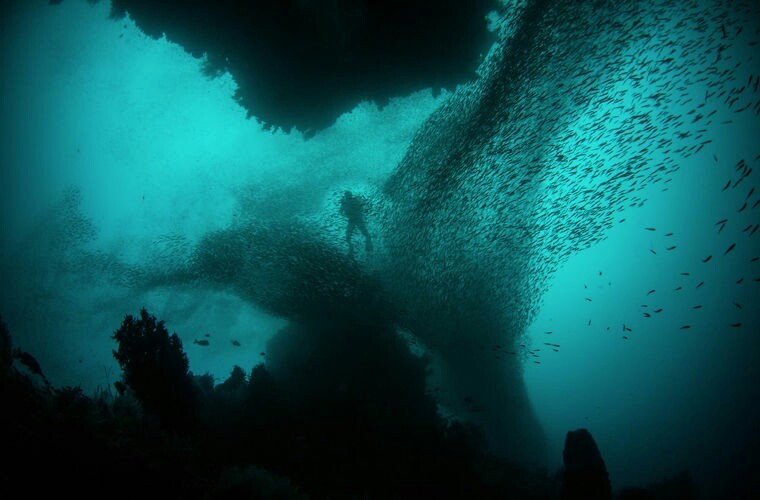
xmin=340 ymin=190 xmax=373 ymax=256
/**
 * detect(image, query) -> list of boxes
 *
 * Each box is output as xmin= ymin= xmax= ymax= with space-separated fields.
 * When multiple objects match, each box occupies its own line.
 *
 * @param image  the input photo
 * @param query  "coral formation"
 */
xmin=112 ymin=308 xmax=197 ymax=430
xmin=0 ymin=312 xmax=702 ymax=498
xmin=560 ymin=428 xmax=612 ymax=500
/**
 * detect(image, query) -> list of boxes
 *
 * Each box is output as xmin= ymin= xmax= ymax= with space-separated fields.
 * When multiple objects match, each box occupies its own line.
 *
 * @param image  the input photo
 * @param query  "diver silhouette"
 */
xmin=340 ymin=191 xmax=373 ymax=256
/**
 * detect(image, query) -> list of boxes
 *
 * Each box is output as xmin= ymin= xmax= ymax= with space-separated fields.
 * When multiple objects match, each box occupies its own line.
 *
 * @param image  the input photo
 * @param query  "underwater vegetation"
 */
xmin=1 ymin=312 xmax=699 ymax=498
xmin=112 ymin=308 xmax=197 ymax=431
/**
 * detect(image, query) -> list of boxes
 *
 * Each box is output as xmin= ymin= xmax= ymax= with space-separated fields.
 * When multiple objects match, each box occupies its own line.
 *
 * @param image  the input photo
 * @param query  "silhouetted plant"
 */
xmin=194 ymin=372 xmax=215 ymax=397
xmin=217 ymin=365 xmax=246 ymax=394
xmin=53 ymin=386 xmax=93 ymax=419
xmin=112 ymin=308 xmax=196 ymax=430
xmin=197 ymin=366 xmax=250 ymax=442
xmin=214 ymin=465 xmax=305 ymax=499
xmin=0 ymin=315 xmax=11 ymax=373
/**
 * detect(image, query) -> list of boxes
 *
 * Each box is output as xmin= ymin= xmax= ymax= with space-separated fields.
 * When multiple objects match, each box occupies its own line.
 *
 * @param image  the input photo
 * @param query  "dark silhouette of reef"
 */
xmin=112 ymin=308 xmax=197 ymax=431
xmin=557 ymin=429 xmax=699 ymax=500
xmin=617 ymin=470 xmax=698 ymax=500
xmin=49 ymin=0 xmax=498 ymax=135
xmin=560 ymin=428 xmax=612 ymax=500
xmin=0 ymin=310 xmax=557 ymax=498
xmin=0 ymin=311 xmax=703 ymax=498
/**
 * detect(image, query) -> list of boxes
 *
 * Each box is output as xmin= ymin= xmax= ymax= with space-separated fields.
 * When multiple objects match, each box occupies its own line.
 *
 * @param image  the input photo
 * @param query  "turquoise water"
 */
xmin=1 ymin=0 xmax=758 ymax=496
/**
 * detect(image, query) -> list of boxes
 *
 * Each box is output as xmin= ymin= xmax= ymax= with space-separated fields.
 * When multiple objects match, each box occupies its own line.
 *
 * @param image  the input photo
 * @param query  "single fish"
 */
xmin=680 ymin=325 xmax=692 ymax=330
xmin=703 ymin=255 xmax=713 ymax=263
xmin=231 ymin=340 xmax=241 ymax=347
xmin=697 ymin=281 xmax=704 ymax=288
xmin=193 ymin=339 xmax=209 ymax=346
xmin=724 ymin=243 xmax=736 ymax=255
xmin=667 ymin=245 xmax=677 ymax=250
xmin=647 ymin=289 xmax=656 ymax=295
xmin=693 ymin=305 xmax=703 ymax=309
xmin=13 ymin=349 xmax=44 ymax=379
xmin=730 ymin=323 xmax=742 ymax=327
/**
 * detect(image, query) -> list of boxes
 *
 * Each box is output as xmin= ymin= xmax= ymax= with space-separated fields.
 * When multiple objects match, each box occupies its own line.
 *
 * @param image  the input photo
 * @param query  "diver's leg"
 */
xmin=346 ymin=222 xmax=355 ymax=255
xmin=357 ymin=221 xmax=372 ymax=252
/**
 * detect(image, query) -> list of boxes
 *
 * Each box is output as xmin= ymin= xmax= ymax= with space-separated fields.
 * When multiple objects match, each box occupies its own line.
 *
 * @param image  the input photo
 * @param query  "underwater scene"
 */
xmin=1 ymin=0 xmax=758 ymax=498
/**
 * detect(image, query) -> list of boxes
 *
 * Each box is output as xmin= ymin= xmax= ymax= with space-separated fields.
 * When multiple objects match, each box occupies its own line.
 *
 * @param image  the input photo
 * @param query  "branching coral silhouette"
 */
xmin=112 ymin=308 xmax=197 ymax=430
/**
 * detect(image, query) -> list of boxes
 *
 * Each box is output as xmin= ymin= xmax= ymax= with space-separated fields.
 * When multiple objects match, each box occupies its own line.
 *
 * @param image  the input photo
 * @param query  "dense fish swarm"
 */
xmin=374 ymin=0 xmax=759 ymax=459
xmin=383 ymin=0 xmax=759 ymax=339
